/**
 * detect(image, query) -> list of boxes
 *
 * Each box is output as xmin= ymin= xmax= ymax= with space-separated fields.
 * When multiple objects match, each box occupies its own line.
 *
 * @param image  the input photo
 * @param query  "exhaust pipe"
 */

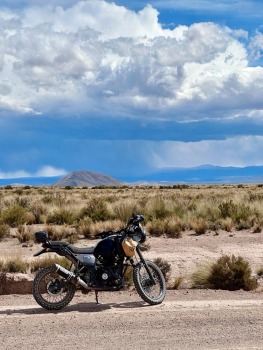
xmin=54 ymin=264 xmax=89 ymax=289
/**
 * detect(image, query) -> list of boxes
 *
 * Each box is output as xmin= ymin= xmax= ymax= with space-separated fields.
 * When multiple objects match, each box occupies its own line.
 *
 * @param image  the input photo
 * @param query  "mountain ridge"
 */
xmin=0 ymin=165 xmax=263 ymax=186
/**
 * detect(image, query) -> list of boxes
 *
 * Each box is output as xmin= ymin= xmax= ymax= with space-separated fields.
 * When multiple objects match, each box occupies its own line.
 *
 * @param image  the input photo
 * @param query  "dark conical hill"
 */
xmin=54 ymin=170 xmax=124 ymax=187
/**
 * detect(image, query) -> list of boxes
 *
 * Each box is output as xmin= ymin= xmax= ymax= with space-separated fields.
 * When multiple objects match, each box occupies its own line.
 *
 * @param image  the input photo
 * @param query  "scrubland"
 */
xmin=1 ymin=183 xmax=263 ymax=291
xmin=1 ymin=184 xmax=263 ymax=237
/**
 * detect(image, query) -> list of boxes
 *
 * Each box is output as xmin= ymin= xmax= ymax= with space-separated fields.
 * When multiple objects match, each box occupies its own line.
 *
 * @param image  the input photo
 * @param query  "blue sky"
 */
xmin=0 ymin=0 xmax=263 ymax=181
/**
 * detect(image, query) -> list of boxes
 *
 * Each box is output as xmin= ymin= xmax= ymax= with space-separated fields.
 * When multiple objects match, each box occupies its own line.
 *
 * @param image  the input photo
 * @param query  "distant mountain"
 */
xmin=123 ymin=165 xmax=263 ymax=184
xmin=54 ymin=170 xmax=124 ymax=187
xmin=1 ymin=165 xmax=263 ymax=187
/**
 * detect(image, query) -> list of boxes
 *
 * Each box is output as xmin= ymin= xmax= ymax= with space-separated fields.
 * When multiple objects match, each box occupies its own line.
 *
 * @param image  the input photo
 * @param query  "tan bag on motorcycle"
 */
xmin=122 ymin=237 xmax=138 ymax=257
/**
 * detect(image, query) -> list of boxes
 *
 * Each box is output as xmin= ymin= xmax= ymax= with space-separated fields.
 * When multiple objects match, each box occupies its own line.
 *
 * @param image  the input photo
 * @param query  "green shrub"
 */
xmin=150 ymin=196 xmax=170 ymax=219
xmin=29 ymin=204 xmax=47 ymax=224
xmin=80 ymin=198 xmax=112 ymax=222
xmin=192 ymin=255 xmax=257 ymax=291
xmin=146 ymin=217 xmax=183 ymax=238
xmin=218 ymin=200 xmax=237 ymax=219
xmin=146 ymin=219 xmax=165 ymax=237
xmin=46 ymin=209 xmax=75 ymax=225
xmin=218 ymin=200 xmax=252 ymax=224
xmin=1 ymin=205 xmax=30 ymax=227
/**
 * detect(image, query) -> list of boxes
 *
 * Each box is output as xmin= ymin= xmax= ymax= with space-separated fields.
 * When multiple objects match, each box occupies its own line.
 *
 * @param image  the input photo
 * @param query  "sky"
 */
xmin=0 ymin=0 xmax=263 ymax=181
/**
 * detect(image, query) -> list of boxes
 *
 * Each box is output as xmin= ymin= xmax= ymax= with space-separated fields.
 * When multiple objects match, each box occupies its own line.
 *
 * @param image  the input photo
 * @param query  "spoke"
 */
xmin=140 ymin=267 xmax=162 ymax=299
xmin=39 ymin=272 xmax=70 ymax=304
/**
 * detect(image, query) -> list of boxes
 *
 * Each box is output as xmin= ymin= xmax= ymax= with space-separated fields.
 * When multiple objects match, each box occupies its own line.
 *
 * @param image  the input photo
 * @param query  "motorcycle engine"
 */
xmin=83 ymin=265 xmax=122 ymax=289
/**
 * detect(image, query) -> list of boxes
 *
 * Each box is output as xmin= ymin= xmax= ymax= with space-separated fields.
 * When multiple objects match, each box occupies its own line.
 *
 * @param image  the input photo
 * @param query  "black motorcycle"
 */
xmin=32 ymin=214 xmax=166 ymax=310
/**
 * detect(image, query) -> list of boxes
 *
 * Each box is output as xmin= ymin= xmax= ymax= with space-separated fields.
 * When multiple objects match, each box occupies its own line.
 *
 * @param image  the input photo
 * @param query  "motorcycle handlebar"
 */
xmin=94 ymin=214 xmax=145 ymax=240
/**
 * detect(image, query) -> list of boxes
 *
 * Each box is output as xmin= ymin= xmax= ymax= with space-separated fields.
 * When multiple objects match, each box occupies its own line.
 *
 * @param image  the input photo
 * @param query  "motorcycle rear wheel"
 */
xmin=32 ymin=265 xmax=76 ymax=310
xmin=133 ymin=260 xmax=166 ymax=305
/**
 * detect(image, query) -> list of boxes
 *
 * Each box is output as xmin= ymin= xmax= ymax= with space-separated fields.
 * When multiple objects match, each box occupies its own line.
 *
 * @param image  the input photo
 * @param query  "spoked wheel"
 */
xmin=32 ymin=265 xmax=76 ymax=310
xmin=133 ymin=260 xmax=166 ymax=305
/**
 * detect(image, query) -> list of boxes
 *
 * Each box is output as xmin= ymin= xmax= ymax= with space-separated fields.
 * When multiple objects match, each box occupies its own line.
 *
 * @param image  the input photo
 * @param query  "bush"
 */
xmin=149 ymin=196 xmax=170 ymax=219
xmin=218 ymin=217 xmax=234 ymax=232
xmin=76 ymin=219 xmax=92 ymax=239
xmin=146 ymin=219 xmax=165 ymax=237
xmin=66 ymin=232 xmax=79 ymax=244
xmin=0 ymin=257 xmax=28 ymax=273
xmin=218 ymin=200 xmax=252 ymax=224
xmin=1 ymin=205 xmax=30 ymax=227
xmin=29 ymin=204 xmax=47 ymax=224
xmin=146 ymin=217 xmax=183 ymax=238
xmin=191 ymin=217 xmax=208 ymax=235
xmin=80 ymin=198 xmax=112 ymax=222
xmin=46 ymin=209 xmax=75 ymax=225
xmin=191 ymin=255 xmax=257 ymax=291
xmin=164 ymin=217 xmax=183 ymax=238
xmin=153 ymin=257 xmax=171 ymax=282
xmin=16 ymin=225 xmax=34 ymax=243
xmin=43 ymin=225 xmax=69 ymax=241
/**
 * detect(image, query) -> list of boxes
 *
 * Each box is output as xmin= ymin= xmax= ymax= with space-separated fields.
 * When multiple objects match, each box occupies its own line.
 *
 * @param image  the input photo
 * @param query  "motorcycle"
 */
xmin=32 ymin=214 xmax=166 ymax=310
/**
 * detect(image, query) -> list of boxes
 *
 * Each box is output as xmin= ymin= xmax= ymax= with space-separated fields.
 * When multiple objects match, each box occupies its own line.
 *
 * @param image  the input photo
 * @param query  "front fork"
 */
xmin=130 ymin=247 xmax=156 ymax=285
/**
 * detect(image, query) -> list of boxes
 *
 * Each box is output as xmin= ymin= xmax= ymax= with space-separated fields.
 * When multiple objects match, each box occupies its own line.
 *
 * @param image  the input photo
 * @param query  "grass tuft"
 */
xmin=191 ymin=255 xmax=257 ymax=291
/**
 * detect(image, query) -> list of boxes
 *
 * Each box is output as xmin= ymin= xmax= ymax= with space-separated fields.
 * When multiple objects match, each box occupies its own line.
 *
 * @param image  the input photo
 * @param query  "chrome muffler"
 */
xmin=54 ymin=264 xmax=89 ymax=289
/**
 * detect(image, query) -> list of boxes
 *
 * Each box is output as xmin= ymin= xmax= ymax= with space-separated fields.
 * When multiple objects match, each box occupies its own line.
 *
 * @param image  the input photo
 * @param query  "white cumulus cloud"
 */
xmin=0 ymin=0 xmax=262 ymax=122
xmin=0 ymin=166 xmax=67 ymax=179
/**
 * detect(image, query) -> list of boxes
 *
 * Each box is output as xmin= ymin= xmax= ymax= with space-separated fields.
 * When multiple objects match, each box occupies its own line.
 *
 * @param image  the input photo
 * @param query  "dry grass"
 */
xmin=1 ymin=185 xmax=263 ymax=237
xmin=0 ymin=256 xmax=29 ymax=273
xmin=169 ymin=276 xmax=184 ymax=290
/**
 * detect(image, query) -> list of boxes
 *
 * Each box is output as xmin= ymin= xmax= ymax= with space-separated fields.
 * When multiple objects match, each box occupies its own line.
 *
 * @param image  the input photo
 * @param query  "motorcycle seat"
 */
xmin=49 ymin=241 xmax=95 ymax=254
xmin=68 ymin=245 xmax=95 ymax=254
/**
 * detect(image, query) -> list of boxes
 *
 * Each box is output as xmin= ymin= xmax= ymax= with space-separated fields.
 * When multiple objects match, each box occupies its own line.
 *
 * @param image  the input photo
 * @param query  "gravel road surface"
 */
xmin=1 ymin=290 xmax=263 ymax=350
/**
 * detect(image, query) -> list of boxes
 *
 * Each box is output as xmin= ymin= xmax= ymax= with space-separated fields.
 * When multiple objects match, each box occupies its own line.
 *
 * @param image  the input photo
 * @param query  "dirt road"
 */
xmin=1 ymin=290 xmax=263 ymax=350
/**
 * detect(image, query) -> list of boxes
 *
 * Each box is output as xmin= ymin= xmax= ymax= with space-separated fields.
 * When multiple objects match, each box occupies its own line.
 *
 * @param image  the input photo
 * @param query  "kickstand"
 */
xmin=95 ymin=290 xmax=99 ymax=304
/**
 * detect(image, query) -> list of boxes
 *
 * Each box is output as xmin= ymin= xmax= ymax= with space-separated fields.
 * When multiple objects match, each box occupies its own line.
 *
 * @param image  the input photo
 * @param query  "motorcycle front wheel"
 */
xmin=32 ymin=265 xmax=76 ymax=310
xmin=133 ymin=260 xmax=166 ymax=305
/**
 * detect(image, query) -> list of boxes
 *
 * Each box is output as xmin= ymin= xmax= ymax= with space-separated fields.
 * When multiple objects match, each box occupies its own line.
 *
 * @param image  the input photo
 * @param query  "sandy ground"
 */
xmin=1 ymin=229 xmax=263 ymax=349
xmin=1 ymin=290 xmax=263 ymax=350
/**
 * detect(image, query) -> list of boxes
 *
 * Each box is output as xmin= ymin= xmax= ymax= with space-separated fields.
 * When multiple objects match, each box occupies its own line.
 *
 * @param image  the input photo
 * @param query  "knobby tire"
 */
xmin=133 ymin=260 xmax=166 ymax=305
xmin=32 ymin=265 xmax=76 ymax=311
